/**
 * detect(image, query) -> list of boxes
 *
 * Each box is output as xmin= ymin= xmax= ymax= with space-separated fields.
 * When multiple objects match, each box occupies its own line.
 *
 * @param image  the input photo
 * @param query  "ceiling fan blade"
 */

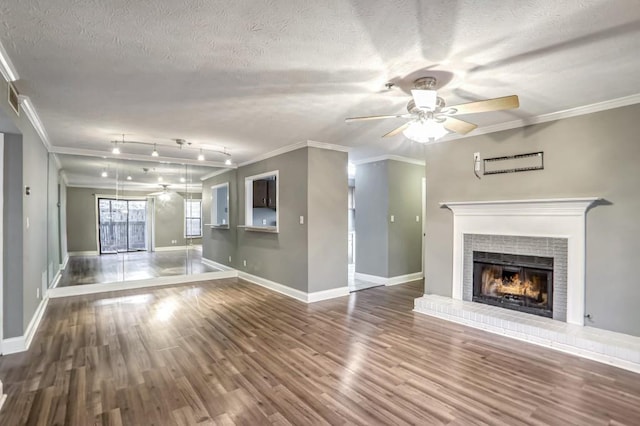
xmin=442 ymin=117 xmax=478 ymax=135
xmin=345 ymin=113 xmax=412 ymax=123
xmin=382 ymin=122 xmax=412 ymax=138
xmin=447 ymin=95 xmax=519 ymax=115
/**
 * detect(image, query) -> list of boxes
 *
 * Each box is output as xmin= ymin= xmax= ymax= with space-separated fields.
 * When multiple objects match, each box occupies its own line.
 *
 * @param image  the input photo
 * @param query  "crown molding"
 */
xmin=442 ymin=93 xmax=640 ymax=143
xmin=18 ymin=95 xmax=52 ymax=150
xmin=306 ymin=140 xmax=350 ymax=153
xmin=49 ymin=146 xmax=234 ymax=168
xmin=352 ymin=154 xmax=425 ymax=166
xmin=66 ymin=182 xmax=202 ymax=193
xmin=200 ymin=168 xmax=235 ymax=181
xmin=239 ymin=140 xmax=349 ymax=167
xmin=0 ymin=41 xmax=19 ymax=82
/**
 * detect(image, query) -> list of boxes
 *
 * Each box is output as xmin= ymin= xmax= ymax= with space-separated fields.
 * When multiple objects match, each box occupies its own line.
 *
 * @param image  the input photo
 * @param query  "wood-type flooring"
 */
xmin=59 ymin=250 xmax=218 ymax=287
xmin=1 ymin=278 xmax=639 ymax=425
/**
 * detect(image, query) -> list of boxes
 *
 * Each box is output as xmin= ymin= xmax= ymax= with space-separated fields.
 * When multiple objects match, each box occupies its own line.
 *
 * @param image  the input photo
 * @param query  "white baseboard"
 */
xmin=201 ymin=257 xmax=235 ymax=271
xmin=50 ymin=269 xmax=62 ymax=289
xmin=307 ymin=286 xmax=350 ymax=302
xmin=154 ymin=245 xmax=202 ymax=252
xmin=60 ymin=253 xmax=69 ymax=270
xmin=48 ymin=270 xmax=237 ymax=298
xmin=355 ymin=271 xmax=424 ymax=286
xmin=386 ymin=271 xmax=424 ymax=286
xmin=2 ymin=296 xmax=49 ymax=355
xmin=238 ymin=271 xmax=348 ymax=303
xmin=69 ymin=250 xmax=99 ymax=256
xmin=238 ymin=271 xmax=308 ymax=303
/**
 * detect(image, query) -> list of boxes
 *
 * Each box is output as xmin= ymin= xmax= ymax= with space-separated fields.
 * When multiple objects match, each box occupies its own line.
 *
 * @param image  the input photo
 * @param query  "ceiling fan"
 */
xmin=345 ymin=77 xmax=519 ymax=142
xmin=148 ymin=184 xmax=173 ymax=198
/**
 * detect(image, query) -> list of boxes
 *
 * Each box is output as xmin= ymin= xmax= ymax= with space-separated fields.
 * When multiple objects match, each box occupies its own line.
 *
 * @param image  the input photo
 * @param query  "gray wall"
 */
xmin=236 ymin=148 xmax=309 ymax=292
xmin=307 ymin=147 xmax=348 ymax=292
xmin=354 ymin=160 xmax=424 ymax=278
xmin=0 ymin=90 xmax=57 ymax=338
xmin=354 ymin=160 xmax=389 ymax=277
xmin=202 ymin=147 xmax=349 ymax=294
xmin=3 ymin=134 xmax=24 ymax=338
xmin=388 ymin=161 xmax=424 ymax=277
xmin=202 ymin=171 xmax=238 ymax=269
xmin=423 ymin=103 xmax=640 ymax=337
xmin=66 ymin=187 xmax=201 ymax=252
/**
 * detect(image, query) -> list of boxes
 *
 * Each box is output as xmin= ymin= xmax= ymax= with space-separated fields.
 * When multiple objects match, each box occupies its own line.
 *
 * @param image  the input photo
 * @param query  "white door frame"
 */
xmin=421 ymin=177 xmax=426 ymax=276
xmin=0 ymin=133 xmax=4 ymax=354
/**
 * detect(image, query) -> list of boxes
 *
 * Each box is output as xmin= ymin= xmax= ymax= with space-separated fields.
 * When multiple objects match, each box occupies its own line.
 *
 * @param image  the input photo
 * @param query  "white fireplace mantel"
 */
xmin=440 ymin=197 xmax=600 ymax=326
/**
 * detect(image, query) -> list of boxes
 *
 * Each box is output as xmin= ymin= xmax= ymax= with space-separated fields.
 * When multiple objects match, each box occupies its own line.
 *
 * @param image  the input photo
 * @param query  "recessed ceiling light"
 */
xmin=225 ymin=158 xmax=232 ymax=166
xmin=158 ymin=176 xmax=163 ymax=182
xmin=180 ymin=177 xmax=186 ymax=183
xmin=101 ymin=170 xmax=108 ymax=178
xmin=126 ymin=175 xmax=132 ymax=181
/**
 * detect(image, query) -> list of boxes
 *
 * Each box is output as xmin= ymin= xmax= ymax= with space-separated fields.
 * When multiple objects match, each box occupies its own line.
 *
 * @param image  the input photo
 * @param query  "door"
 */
xmin=98 ymin=198 xmax=147 ymax=254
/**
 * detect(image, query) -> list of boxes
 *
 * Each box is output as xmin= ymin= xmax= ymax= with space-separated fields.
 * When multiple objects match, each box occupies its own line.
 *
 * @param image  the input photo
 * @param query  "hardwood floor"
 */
xmin=59 ymin=250 xmax=218 ymax=287
xmin=1 ymin=279 xmax=639 ymax=425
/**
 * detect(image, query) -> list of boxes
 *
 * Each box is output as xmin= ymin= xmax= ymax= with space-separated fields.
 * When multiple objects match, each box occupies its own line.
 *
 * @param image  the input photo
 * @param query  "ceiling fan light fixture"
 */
xmin=112 ymin=141 xmax=121 ymax=154
xmin=197 ymin=150 xmax=205 ymax=161
xmin=151 ymin=144 xmax=159 ymax=157
xmin=403 ymin=120 xmax=449 ymax=143
xmin=411 ymin=89 xmax=438 ymax=110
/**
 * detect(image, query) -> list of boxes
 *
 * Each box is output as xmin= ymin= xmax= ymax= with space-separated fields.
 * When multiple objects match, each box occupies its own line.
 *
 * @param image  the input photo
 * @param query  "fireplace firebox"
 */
xmin=473 ymin=251 xmax=553 ymax=318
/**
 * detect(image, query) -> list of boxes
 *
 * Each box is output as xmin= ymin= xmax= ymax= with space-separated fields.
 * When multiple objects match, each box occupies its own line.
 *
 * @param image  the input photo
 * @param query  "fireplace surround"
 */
xmin=440 ymin=198 xmax=598 ymax=325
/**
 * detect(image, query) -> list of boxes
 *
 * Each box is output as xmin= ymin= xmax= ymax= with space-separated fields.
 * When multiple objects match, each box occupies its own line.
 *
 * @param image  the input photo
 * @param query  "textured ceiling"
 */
xmin=2 ymin=0 xmax=640 ymax=163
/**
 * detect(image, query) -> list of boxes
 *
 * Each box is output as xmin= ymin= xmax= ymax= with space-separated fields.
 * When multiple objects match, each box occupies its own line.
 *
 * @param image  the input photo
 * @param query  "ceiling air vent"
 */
xmin=8 ymin=82 xmax=19 ymax=116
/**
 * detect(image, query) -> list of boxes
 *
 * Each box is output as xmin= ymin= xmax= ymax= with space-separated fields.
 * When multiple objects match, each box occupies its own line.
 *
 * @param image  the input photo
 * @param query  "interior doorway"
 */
xmin=98 ymin=198 xmax=148 ymax=254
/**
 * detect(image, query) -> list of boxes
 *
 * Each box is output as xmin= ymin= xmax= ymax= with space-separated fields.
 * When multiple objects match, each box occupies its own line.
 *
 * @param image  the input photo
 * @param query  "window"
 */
xmin=185 ymin=199 xmax=202 ymax=237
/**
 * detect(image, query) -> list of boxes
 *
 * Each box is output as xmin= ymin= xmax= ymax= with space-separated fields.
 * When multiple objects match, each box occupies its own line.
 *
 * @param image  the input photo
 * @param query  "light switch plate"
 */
xmin=390 ymin=215 xmax=395 ymax=223
xmin=299 ymin=215 xmax=304 ymax=225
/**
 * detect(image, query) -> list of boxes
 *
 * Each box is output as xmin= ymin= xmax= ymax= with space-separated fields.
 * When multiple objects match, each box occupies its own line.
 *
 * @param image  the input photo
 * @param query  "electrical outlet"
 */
xmin=262 ymin=219 xmax=267 ymax=225
xmin=416 ymin=215 xmax=420 ymax=222
xmin=243 ymin=260 xmax=247 ymax=267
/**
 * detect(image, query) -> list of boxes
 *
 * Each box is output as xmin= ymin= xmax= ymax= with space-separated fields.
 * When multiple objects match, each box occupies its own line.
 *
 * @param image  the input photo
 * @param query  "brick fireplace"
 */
xmin=412 ymin=198 xmax=640 ymax=374
xmin=441 ymin=198 xmax=598 ymax=325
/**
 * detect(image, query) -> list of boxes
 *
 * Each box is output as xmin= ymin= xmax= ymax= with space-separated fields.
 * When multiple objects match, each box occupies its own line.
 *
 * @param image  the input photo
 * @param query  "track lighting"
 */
xmin=151 ymin=144 xmax=159 ymax=157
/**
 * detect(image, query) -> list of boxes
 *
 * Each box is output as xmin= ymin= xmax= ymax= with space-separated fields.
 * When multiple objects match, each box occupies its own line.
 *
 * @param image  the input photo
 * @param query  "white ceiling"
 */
xmin=2 ymin=0 xmax=639 ymax=163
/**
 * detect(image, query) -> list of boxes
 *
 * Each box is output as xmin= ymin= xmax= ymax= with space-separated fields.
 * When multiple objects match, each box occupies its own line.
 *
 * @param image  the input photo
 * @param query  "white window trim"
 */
xmin=184 ymin=199 xmax=203 ymax=238
xmin=244 ymin=170 xmax=279 ymax=231
xmin=210 ymin=182 xmax=229 ymax=226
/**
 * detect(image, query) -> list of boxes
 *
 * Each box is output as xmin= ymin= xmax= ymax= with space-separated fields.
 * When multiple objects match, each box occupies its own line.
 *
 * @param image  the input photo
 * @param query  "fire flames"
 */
xmin=481 ymin=266 xmax=547 ymax=303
